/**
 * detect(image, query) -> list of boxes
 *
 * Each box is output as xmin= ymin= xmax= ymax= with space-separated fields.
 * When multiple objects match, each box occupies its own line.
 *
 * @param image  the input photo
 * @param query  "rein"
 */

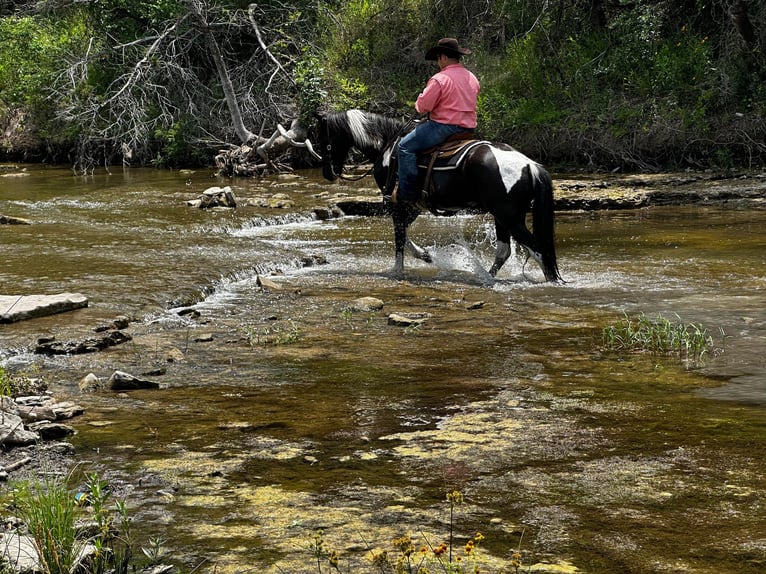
xmin=339 ymin=162 xmax=377 ymax=182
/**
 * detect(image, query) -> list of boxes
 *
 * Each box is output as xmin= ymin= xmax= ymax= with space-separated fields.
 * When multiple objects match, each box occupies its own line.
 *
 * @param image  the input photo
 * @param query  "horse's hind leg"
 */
xmin=489 ymin=218 xmax=537 ymax=276
xmin=489 ymin=223 xmax=513 ymax=276
xmin=406 ymin=238 xmax=432 ymax=263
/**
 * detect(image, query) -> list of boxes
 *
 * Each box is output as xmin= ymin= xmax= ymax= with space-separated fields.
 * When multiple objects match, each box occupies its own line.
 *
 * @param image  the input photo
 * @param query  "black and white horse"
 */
xmin=315 ymin=109 xmax=561 ymax=282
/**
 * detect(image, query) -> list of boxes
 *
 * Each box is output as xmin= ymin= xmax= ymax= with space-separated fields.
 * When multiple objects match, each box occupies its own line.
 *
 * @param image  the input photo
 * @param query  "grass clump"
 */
xmin=8 ymin=472 xmax=134 ymax=574
xmin=603 ymin=312 xmax=716 ymax=360
xmin=241 ymin=319 xmax=303 ymax=346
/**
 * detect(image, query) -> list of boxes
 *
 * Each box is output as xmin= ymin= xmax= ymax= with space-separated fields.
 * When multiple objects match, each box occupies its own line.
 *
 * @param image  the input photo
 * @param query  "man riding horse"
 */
xmin=394 ymin=38 xmax=480 ymax=207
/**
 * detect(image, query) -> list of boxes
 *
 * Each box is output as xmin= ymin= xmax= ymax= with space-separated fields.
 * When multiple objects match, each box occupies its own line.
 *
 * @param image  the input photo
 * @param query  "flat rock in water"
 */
xmin=387 ymin=313 xmax=430 ymax=327
xmin=0 ymin=293 xmax=88 ymax=323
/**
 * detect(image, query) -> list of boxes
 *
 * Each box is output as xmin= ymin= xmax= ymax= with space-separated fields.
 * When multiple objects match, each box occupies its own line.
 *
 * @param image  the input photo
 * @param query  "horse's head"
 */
xmin=314 ymin=111 xmax=352 ymax=182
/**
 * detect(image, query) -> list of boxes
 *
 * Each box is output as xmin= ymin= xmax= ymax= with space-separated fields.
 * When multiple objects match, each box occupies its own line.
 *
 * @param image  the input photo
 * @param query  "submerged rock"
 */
xmin=34 ymin=330 xmax=132 ymax=355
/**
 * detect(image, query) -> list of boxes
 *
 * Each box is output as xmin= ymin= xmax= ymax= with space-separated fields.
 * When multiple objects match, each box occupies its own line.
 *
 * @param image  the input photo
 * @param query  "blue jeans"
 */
xmin=397 ymin=120 xmax=467 ymax=201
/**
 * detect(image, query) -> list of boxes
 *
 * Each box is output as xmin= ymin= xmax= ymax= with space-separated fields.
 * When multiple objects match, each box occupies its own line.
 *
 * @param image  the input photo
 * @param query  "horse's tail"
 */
xmin=531 ymin=166 xmax=562 ymax=282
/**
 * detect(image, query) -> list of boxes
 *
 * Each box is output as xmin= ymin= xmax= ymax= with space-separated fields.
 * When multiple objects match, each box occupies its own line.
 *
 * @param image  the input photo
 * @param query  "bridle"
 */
xmin=321 ymin=118 xmax=379 ymax=182
xmin=322 ymin=113 xmax=417 ymax=182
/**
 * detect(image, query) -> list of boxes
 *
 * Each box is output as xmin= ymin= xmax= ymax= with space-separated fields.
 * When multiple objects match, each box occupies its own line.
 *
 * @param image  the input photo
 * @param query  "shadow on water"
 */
xmin=1 ymin=165 xmax=765 ymax=573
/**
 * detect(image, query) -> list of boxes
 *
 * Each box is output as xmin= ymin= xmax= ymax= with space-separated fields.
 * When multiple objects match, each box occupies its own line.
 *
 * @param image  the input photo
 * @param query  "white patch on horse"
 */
xmin=489 ymin=147 xmax=542 ymax=194
xmin=346 ymin=110 xmax=380 ymax=150
xmin=382 ymin=144 xmax=395 ymax=168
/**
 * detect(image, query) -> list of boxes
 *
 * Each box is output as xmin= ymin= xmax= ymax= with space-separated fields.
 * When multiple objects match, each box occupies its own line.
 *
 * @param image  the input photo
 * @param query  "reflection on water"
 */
xmin=1 ymin=165 xmax=765 ymax=573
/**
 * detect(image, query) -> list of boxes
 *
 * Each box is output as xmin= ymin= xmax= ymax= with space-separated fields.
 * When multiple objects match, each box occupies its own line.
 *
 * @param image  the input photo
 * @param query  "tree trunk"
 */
xmin=731 ymin=1 xmax=756 ymax=46
xmin=187 ymin=0 xmax=255 ymax=144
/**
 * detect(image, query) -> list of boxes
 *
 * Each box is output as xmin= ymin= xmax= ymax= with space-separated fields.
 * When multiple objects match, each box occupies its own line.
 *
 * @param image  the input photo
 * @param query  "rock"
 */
xmin=13 ymin=395 xmax=50 ymax=407
xmin=35 ymin=330 xmax=132 ymax=355
xmin=0 ymin=412 xmax=39 ymax=446
xmin=28 ymin=421 xmax=75 ymax=440
xmin=0 ymin=214 xmax=32 ymax=225
xmin=79 ymin=373 xmax=103 ymax=393
xmin=334 ymin=196 xmax=386 ymax=216
xmin=193 ymin=333 xmax=214 ymax=343
xmin=193 ymin=185 xmax=237 ymax=208
xmin=94 ymin=315 xmax=131 ymax=332
xmin=387 ymin=313 xmax=431 ymax=327
xmin=0 ymin=293 xmax=88 ymax=323
xmin=0 ymin=396 xmax=18 ymax=415
xmin=257 ymin=275 xmax=282 ymax=291
xmin=0 ymin=533 xmax=40 ymax=572
xmin=348 ymin=297 xmax=384 ymax=312
xmin=267 ymin=194 xmax=294 ymax=208
xmin=177 ymin=307 xmax=201 ymax=318
xmin=51 ymin=401 xmax=85 ymax=420
xmin=16 ymin=405 xmax=56 ymax=424
xmin=299 ymin=254 xmax=328 ymax=267
xmin=312 ymin=206 xmax=342 ymax=220
xmin=107 ymin=370 xmax=160 ymax=391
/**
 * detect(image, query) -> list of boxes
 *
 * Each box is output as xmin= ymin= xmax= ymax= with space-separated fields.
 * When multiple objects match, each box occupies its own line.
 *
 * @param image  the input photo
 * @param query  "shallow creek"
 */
xmin=1 ymin=165 xmax=765 ymax=574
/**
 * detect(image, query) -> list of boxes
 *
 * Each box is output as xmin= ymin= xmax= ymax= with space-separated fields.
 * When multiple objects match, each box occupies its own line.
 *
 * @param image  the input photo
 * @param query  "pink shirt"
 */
xmin=415 ymin=63 xmax=480 ymax=128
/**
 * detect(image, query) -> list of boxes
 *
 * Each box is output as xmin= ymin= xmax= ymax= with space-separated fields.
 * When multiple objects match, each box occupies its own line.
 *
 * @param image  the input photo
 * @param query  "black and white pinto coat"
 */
xmin=316 ymin=109 xmax=561 ymax=282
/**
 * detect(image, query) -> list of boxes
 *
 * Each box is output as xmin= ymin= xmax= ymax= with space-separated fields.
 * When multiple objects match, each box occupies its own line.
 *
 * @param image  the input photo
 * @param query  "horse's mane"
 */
xmin=327 ymin=109 xmax=406 ymax=152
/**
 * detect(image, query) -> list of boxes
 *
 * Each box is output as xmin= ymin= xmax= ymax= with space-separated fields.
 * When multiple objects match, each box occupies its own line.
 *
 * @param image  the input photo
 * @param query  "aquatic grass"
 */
xmin=602 ymin=312 xmax=715 ymax=360
xmin=241 ymin=320 xmax=303 ymax=346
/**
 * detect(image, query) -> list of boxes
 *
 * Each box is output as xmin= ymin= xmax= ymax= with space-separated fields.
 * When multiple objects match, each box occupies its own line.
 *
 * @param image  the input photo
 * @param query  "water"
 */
xmin=1 ymin=165 xmax=765 ymax=573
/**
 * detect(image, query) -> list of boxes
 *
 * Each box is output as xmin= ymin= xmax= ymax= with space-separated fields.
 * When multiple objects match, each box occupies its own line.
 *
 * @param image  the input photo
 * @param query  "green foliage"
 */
xmin=3 ymin=0 xmax=766 ymax=168
xmin=295 ymin=54 xmax=328 ymax=125
xmin=151 ymin=120 xmax=211 ymax=168
xmin=0 ymin=366 xmax=46 ymax=398
xmin=0 ymin=14 xmax=87 ymax=108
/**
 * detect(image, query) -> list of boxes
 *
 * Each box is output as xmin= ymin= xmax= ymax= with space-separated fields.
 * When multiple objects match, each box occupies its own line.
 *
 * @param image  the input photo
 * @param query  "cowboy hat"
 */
xmin=425 ymin=38 xmax=472 ymax=60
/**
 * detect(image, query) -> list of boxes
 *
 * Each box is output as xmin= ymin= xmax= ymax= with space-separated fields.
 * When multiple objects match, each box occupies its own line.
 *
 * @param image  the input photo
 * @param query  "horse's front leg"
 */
xmin=391 ymin=207 xmax=424 ymax=274
xmin=392 ymin=211 xmax=408 ymax=275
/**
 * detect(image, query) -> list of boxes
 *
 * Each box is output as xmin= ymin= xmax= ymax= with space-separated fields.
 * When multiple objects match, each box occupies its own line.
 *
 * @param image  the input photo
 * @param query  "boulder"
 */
xmin=0 ymin=533 xmax=40 ymax=573
xmin=107 ymin=370 xmax=160 ymax=391
xmin=0 ymin=411 xmax=39 ymax=446
xmin=27 ymin=421 xmax=75 ymax=440
xmin=79 ymin=373 xmax=103 ymax=393
xmin=190 ymin=185 xmax=237 ymax=208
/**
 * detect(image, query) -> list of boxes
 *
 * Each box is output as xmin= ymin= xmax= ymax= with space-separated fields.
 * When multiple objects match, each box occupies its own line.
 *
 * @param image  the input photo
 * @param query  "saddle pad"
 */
xmin=417 ymin=140 xmax=489 ymax=171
